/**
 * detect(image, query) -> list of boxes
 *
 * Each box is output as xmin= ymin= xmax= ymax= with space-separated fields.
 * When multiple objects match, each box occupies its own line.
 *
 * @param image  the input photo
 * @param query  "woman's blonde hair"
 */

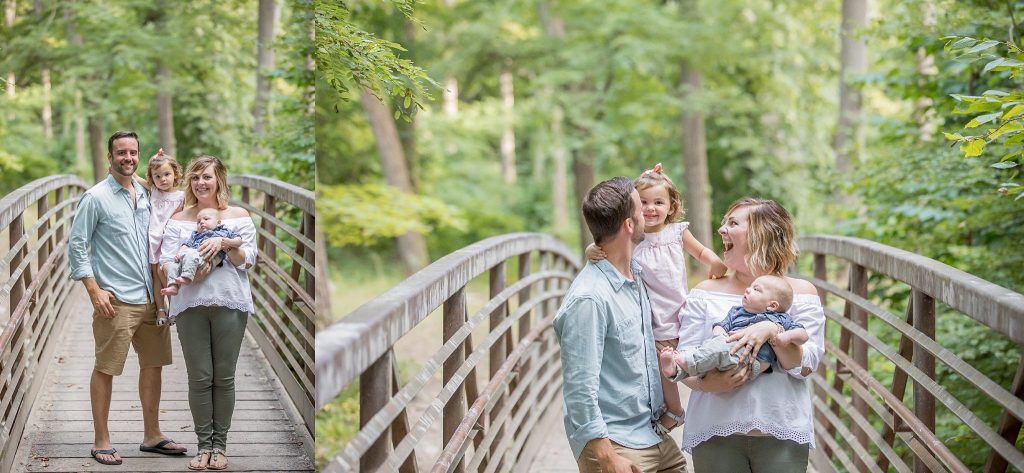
xmin=183 ymin=155 xmax=230 ymax=210
xmin=633 ymin=163 xmax=683 ymax=224
xmin=146 ymin=154 xmax=183 ymax=188
xmin=723 ymin=197 xmax=798 ymax=275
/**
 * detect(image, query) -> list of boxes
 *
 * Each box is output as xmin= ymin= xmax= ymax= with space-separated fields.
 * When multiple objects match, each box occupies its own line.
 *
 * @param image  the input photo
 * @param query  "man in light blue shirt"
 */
xmin=554 ymin=177 xmax=686 ymax=473
xmin=68 ymin=131 xmax=186 ymax=465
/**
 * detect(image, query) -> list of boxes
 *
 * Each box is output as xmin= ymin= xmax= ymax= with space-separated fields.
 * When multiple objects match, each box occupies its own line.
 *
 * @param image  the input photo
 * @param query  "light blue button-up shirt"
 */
xmin=553 ymin=259 xmax=665 ymax=459
xmin=68 ymin=174 xmax=153 ymax=304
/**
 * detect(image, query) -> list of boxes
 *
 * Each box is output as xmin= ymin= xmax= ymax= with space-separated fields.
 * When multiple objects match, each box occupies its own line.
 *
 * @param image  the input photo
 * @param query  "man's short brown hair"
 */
xmin=582 ymin=177 xmax=635 ymax=245
xmin=107 ymin=130 xmax=139 ymax=155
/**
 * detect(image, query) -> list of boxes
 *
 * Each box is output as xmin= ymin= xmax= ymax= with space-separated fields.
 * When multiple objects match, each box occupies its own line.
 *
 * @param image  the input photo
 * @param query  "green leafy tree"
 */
xmin=942 ymin=36 xmax=1024 ymax=199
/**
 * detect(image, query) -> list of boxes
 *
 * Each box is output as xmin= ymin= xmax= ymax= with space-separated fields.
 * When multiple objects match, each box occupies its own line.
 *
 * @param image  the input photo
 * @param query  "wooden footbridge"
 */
xmin=0 ymin=175 xmax=316 ymax=473
xmin=317 ymin=233 xmax=1024 ymax=473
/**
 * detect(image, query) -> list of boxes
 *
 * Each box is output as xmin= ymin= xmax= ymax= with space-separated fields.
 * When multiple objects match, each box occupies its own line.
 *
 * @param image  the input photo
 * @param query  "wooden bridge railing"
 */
xmin=795 ymin=235 xmax=1024 ymax=473
xmin=0 ymin=175 xmax=88 ymax=473
xmin=229 ymin=175 xmax=316 ymax=434
xmin=316 ymin=233 xmax=580 ymax=473
xmin=0 ymin=174 xmax=315 ymax=473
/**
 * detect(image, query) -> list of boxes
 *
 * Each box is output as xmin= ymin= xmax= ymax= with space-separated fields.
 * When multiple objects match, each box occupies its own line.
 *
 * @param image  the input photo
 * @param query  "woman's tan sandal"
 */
xmin=188 ymin=450 xmax=212 ymax=471
xmin=207 ymin=448 xmax=228 ymax=470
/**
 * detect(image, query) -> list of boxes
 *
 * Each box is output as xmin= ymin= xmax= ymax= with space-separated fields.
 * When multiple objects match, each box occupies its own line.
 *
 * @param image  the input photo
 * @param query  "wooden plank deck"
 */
xmin=11 ymin=303 xmax=313 ymax=472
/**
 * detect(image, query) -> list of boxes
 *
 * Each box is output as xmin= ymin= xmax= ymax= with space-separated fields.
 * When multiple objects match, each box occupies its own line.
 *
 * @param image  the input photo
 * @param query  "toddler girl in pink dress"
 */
xmin=137 ymin=149 xmax=184 ymax=325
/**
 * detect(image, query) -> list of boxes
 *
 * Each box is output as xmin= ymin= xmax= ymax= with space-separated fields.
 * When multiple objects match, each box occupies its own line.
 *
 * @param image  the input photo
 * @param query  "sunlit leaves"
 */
xmin=942 ymin=36 xmax=1024 ymax=196
xmin=319 ymin=183 xmax=465 ymax=247
xmin=314 ymin=0 xmax=436 ymax=119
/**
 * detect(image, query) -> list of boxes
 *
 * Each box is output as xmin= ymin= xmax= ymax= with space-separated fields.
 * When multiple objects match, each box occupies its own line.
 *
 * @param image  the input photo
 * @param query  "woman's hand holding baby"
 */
xmin=696 ymin=366 xmax=750 ymax=392
xmin=197 ymin=237 xmax=224 ymax=260
xmin=726 ymin=321 xmax=778 ymax=364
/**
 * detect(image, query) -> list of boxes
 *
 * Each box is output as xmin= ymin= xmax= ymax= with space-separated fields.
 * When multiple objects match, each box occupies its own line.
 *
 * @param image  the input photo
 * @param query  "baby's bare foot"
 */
xmin=161 ymin=285 xmax=179 ymax=296
xmin=659 ymin=350 xmax=685 ymax=378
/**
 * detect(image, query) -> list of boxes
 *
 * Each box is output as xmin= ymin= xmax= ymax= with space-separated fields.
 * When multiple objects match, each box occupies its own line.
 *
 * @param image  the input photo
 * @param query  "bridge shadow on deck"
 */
xmin=11 ymin=288 xmax=313 ymax=473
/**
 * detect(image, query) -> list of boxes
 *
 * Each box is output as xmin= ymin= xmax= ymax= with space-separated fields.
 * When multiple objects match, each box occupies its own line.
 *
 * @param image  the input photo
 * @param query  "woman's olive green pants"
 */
xmin=176 ymin=306 xmax=248 ymax=451
xmin=692 ymin=434 xmax=810 ymax=473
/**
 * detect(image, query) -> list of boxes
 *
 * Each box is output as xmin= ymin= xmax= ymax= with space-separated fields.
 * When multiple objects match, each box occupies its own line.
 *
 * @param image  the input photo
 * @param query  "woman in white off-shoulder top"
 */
xmin=159 ymin=156 xmax=257 ymax=471
xmin=674 ymin=198 xmax=825 ymax=473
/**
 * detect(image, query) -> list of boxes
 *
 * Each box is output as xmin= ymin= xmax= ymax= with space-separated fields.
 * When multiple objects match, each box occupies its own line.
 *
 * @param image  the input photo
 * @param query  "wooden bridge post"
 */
xmin=54 ymin=187 xmax=65 ymax=243
xmin=9 ymin=214 xmax=25 ymax=319
xmin=878 ymin=299 xmax=915 ymax=471
xmin=37 ymin=194 xmax=50 ymax=268
xmin=911 ymin=289 xmax=936 ymax=473
xmin=300 ymin=210 xmax=316 ymax=403
xmin=811 ymin=254 xmax=831 ymax=454
xmin=849 ymin=264 xmax=869 ymax=473
xmin=538 ymin=251 xmax=552 ymax=323
xmin=518 ymin=253 xmax=532 ymax=342
xmin=985 ymin=354 xmax=1024 ymax=472
xmin=443 ymin=287 xmax=467 ymax=473
xmin=487 ymin=261 xmax=509 ymax=470
xmin=360 ymin=350 xmax=393 ymax=472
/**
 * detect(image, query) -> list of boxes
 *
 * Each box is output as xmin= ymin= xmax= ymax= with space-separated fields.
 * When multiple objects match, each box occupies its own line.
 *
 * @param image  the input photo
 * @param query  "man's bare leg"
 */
xmin=139 ymin=366 xmax=183 ymax=450
xmin=91 ymin=369 xmax=120 ymax=463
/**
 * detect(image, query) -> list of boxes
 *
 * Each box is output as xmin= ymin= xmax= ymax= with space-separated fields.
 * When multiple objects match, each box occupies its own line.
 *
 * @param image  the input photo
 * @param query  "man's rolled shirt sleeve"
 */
xmin=556 ymin=296 xmax=609 ymax=454
xmin=68 ymin=194 xmax=97 ymax=281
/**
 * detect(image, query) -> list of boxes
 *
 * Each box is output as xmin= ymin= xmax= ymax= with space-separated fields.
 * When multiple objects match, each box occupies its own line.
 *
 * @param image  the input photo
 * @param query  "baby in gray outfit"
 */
xmin=661 ymin=275 xmax=808 ymax=382
xmin=160 ymin=207 xmax=241 ymax=302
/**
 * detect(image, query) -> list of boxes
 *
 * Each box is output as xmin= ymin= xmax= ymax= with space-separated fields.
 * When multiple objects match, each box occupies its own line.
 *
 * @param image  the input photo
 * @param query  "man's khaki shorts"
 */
xmin=93 ymin=298 xmax=172 ymax=376
xmin=577 ymin=435 xmax=687 ymax=473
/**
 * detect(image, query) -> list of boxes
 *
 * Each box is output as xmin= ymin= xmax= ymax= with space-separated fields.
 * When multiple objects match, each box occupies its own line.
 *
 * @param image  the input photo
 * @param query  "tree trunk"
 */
xmin=500 ymin=68 xmax=516 ymax=184
xmin=305 ymin=11 xmax=314 ymax=116
xmin=156 ymin=62 xmax=176 ymax=156
xmin=398 ymin=20 xmax=417 ymax=185
xmin=833 ymin=0 xmax=867 ymax=178
xmin=360 ymin=87 xmax=429 ymax=274
xmin=88 ymin=117 xmax=106 ymax=182
xmin=5 ymin=0 xmax=15 ymax=113
xmin=64 ymin=4 xmax=87 ymax=176
xmin=915 ymin=0 xmax=937 ymax=141
xmin=34 ymin=0 xmax=52 ymax=140
xmin=679 ymin=62 xmax=714 ymax=274
xmin=539 ymin=1 xmax=569 ymax=234
xmin=552 ymin=105 xmax=568 ymax=232
xmin=74 ymin=90 xmax=87 ymax=175
xmin=572 ymin=150 xmax=595 ymax=255
xmin=253 ymin=0 xmax=277 ymax=145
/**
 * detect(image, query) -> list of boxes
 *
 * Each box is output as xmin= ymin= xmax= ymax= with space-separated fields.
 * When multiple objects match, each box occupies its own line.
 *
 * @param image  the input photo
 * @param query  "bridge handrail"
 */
xmin=799 ymin=235 xmax=1024 ymax=344
xmin=315 ymin=232 xmax=579 ymax=408
xmin=796 ymin=234 xmax=1024 ymax=473
xmin=0 ymin=175 xmax=88 ymax=473
xmin=228 ymin=175 xmax=316 ymax=434
xmin=316 ymin=232 xmax=580 ymax=472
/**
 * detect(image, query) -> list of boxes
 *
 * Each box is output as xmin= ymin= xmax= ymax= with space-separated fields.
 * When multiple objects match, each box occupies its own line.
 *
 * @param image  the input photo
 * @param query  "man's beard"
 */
xmin=630 ymin=216 xmax=645 ymax=245
xmin=111 ymin=163 xmax=137 ymax=177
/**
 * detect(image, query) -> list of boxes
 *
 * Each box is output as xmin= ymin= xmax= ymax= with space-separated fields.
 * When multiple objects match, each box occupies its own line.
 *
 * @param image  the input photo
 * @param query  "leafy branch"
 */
xmin=941 ymin=35 xmax=1024 ymax=199
xmin=315 ymin=1 xmax=437 ymax=118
